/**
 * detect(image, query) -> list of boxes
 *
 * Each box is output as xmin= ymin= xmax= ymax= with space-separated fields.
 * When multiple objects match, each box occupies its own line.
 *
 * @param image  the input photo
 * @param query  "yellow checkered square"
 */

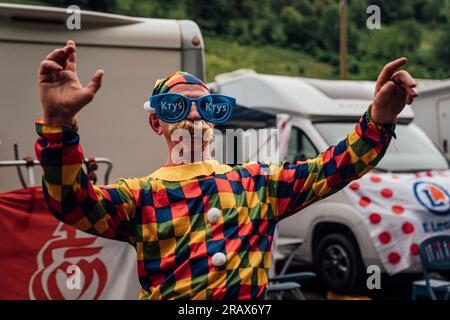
xmin=219 ymin=192 xmax=236 ymax=208
xmin=190 ymin=230 xmax=206 ymax=243
xmin=237 ymin=207 xmax=250 ymax=224
xmin=94 ymin=218 xmax=109 ymax=234
xmin=257 ymin=268 xmax=268 ymax=286
xmin=249 ymin=251 xmax=263 ymax=268
xmin=312 ymin=178 xmax=328 ymax=197
xmin=246 ymin=191 xmax=259 ymax=208
xmin=226 ymin=252 xmax=241 ymax=270
xmin=239 ymin=268 xmax=253 ymax=285
xmin=192 ymin=290 xmax=206 ymax=299
xmin=360 ymin=148 xmax=378 ymax=164
xmin=142 ymin=223 xmax=158 ymax=241
xmin=173 ymin=216 xmax=191 ymax=236
xmin=45 ymin=181 xmax=61 ymax=202
xmin=159 ymin=238 xmax=176 ymax=257
xmin=260 ymin=203 xmax=269 ymax=220
xmin=62 ymin=164 xmax=82 ymax=185
xmin=263 ymin=252 xmax=271 ymax=268
xmin=174 ymin=277 xmax=192 ymax=294
xmin=348 ymin=129 xmax=359 ymax=144
xmin=72 ymin=216 xmax=92 ymax=231
xmin=208 ymin=270 xmax=227 ymax=288
xmin=136 ymin=242 xmax=144 ymax=260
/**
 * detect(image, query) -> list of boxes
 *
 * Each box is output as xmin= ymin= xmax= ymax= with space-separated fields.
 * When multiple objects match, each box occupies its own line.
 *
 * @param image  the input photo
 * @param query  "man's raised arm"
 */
xmin=35 ymin=40 xmax=136 ymax=243
xmin=267 ymin=58 xmax=418 ymax=220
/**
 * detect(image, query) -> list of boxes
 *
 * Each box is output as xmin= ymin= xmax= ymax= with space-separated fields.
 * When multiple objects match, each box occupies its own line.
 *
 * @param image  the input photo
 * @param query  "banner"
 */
xmin=0 ymin=187 xmax=140 ymax=300
xmin=344 ymin=170 xmax=450 ymax=274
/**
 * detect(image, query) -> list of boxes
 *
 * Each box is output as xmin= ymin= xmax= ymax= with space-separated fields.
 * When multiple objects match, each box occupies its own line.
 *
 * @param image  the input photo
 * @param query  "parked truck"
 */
xmin=411 ymin=80 xmax=450 ymax=160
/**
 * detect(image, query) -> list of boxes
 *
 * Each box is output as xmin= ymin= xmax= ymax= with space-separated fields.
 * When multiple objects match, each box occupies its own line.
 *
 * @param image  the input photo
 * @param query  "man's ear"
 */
xmin=149 ymin=113 xmax=163 ymax=135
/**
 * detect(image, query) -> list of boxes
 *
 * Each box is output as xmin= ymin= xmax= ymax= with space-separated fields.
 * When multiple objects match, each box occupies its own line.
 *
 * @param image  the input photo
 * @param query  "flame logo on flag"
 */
xmin=29 ymin=223 xmax=108 ymax=300
xmin=413 ymin=181 xmax=450 ymax=216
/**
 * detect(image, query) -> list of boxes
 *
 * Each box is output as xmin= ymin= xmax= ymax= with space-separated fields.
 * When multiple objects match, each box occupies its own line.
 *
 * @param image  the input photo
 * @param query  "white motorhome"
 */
xmin=411 ymin=80 xmax=450 ymax=159
xmin=210 ymin=70 xmax=450 ymax=292
xmin=0 ymin=3 xmax=205 ymax=192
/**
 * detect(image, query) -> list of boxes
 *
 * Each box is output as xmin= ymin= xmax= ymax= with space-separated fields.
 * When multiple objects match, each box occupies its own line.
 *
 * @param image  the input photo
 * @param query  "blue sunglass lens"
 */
xmin=157 ymin=95 xmax=187 ymax=121
xmin=199 ymin=96 xmax=232 ymax=123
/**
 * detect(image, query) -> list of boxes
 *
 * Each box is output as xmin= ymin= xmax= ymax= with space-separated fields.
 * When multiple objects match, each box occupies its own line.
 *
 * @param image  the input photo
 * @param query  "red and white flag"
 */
xmin=0 ymin=187 xmax=140 ymax=300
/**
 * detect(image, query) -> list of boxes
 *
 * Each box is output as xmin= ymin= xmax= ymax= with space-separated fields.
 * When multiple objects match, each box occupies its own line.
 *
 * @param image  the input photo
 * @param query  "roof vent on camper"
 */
xmin=214 ymin=69 xmax=256 ymax=84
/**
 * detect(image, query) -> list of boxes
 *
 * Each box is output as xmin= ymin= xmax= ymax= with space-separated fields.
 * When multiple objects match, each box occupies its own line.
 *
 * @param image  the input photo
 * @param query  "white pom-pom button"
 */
xmin=207 ymin=207 xmax=221 ymax=224
xmin=212 ymin=252 xmax=227 ymax=267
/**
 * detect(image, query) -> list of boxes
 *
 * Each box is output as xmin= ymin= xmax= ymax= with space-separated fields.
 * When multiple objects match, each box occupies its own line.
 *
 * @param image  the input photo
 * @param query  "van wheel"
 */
xmin=315 ymin=233 xmax=364 ymax=293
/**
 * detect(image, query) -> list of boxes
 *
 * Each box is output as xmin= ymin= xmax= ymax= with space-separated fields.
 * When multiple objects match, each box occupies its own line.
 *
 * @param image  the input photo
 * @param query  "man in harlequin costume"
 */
xmin=36 ymin=40 xmax=418 ymax=299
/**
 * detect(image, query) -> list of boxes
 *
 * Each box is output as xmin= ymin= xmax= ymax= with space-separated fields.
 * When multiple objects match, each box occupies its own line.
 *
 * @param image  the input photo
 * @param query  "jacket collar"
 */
xmin=149 ymin=160 xmax=232 ymax=181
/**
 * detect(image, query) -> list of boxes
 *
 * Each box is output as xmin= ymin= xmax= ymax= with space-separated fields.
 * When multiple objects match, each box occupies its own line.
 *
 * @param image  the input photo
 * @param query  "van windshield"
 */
xmin=315 ymin=122 xmax=449 ymax=172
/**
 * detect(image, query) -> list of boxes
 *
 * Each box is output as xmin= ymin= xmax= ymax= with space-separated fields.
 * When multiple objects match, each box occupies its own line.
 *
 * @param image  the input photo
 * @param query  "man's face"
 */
xmin=149 ymin=83 xmax=215 ymax=146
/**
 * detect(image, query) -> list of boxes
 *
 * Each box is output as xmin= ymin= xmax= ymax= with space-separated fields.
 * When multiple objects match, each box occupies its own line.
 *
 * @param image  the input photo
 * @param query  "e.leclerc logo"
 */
xmin=413 ymin=181 xmax=450 ymax=216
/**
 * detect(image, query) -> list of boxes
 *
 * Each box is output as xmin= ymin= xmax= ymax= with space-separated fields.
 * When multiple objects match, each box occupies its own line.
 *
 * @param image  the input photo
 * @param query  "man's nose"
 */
xmin=187 ymin=102 xmax=201 ymax=121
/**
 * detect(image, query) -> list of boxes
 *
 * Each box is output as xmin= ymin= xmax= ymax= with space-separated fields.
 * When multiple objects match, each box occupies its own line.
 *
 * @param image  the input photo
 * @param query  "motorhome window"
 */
xmin=286 ymin=127 xmax=318 ymax=163
xmin=315 ymin=122 xmax=450 ymax=172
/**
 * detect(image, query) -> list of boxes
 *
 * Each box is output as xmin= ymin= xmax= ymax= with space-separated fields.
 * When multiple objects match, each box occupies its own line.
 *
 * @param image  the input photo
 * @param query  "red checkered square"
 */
xmin=189 ymin=242 xmax=207 ymax=259
xmin=141 ymin=205 xmax=157 ymax=224
xmin=211 ymin=223 xmax=224 ymax=240
xmin=181 ymin=180 xmax=203 ymax=198
xmin=238 ymin=222 xmax=253 ymax=237
xmin=225 ymin=238 xmax=242 ymax=252
xmin=62 ymin=144 xmax=83 ymax=165
xmin=171 ymin=200 xmax=189 ymax=219
xmin=153 ymin=188 xmax=170 ymax=208
xmin=216 ymin=179 xmax=233 ymax=193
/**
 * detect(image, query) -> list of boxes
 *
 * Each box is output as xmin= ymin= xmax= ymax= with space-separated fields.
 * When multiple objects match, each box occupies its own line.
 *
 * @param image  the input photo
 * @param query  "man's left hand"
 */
xmin=371 ymin=57 xmax=418 ymax=124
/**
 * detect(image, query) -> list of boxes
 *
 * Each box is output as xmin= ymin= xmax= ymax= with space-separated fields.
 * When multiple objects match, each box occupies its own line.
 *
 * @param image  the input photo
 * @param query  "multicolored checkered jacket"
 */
xmin=35 ymin=107 xmax=395 ymax=300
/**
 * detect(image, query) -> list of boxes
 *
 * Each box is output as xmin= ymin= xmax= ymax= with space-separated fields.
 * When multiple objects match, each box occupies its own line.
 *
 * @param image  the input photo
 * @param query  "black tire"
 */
xmin=315 ymin=233 xmax=364 ymax=293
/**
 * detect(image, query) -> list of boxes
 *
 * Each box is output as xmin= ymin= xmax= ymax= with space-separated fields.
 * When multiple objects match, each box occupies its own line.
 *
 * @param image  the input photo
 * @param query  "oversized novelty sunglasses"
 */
xmin=144 ymin=93 xmax=236 ymax=124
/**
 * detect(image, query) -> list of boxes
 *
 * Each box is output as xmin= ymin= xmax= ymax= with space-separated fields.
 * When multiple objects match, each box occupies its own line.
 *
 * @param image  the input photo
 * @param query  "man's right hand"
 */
xmin=38 ymin=40 xmax=104 ymax=126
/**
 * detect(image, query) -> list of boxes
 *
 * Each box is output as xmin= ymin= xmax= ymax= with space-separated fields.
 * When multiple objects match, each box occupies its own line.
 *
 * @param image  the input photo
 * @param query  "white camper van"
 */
xmin=0 ymin=3 xmax=205 ymax=192
xmin=210 ymin=70 xmax=450 ymax=292
xmin=411 ymin=80 xmax=450 ymax=160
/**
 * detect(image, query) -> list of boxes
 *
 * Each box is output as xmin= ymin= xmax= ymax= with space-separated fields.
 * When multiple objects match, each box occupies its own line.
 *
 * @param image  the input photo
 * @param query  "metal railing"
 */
xmin=0 ymin=158 xmax=113 ymax=187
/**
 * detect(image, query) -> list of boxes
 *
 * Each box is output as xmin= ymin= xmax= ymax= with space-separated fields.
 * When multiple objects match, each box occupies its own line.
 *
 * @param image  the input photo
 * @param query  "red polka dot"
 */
xmin=349 ymin=182 xmax=360 ymax=191
xmin=381 ymin=188 xmax=393 ymax=198
xmin=392 ymin=205 xmax=404 ymax=214
xmin=415 ymin=173 xmax=421 ymax=178
xmin=392 ymin=174 xmax=399 ymax=179
xmin=388 ymin=252 xmax=401 ymax=264
xmin=426 ymin=171 xmax=433 ymax=177
xmin=359 ymin=196 xmax=371 ymax=207
xmin=379 ymin=232 xmax=391 ymax=244
xmin=370 ymin=175 xmax=382 ymax=183
xmin=402 ymin=222 xmax=414 ymax=234
xmin=410 ymin=243 xmax=419 ymax=255
xmin=369 ymin=213 xmax=382 ymax=224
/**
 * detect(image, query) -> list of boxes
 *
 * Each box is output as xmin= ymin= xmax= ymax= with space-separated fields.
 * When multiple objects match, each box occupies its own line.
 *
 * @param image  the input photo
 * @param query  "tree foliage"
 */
xmin=7 ymin=0 xmax=450 ymax=79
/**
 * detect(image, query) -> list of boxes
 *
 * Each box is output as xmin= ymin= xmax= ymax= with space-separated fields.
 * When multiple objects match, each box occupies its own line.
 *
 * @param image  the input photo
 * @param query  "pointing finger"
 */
xmin=39 ymin=60 xmax=63 ymax=75
xmin=66 ymin=40 xmax=77 ymax=71
xmin=376 ymin=57 xmax=408 ymax=93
